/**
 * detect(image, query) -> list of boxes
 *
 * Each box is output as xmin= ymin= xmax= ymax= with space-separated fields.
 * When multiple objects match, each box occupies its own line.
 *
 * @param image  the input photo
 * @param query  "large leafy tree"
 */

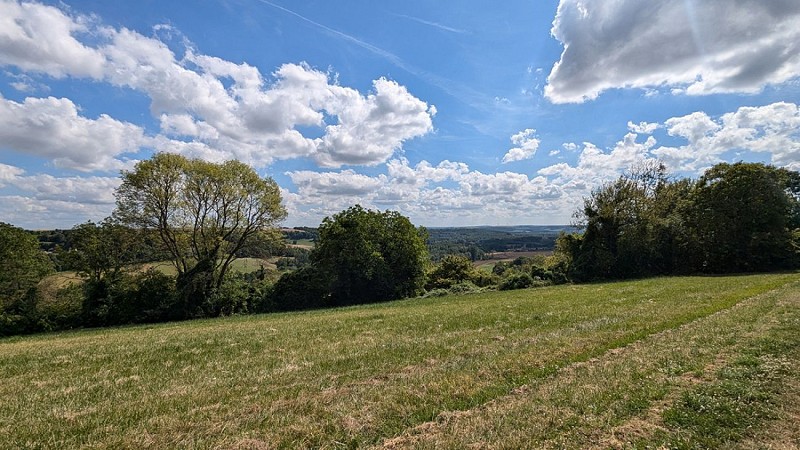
xmin=68 ymin=219 xmax=138 ymax=282
xmin=690 ymin=162 xmax=798 ymax=272
xmin=0 ymin=222 xmax=54 ymax=335
xmin=114 ymin=153 xmax=286 ymax=310
xmin=0 ymin=222 xmax=54 ymax=303
xmin=312 ymin=205 xmax=429 ymax=305
xmin=564 ymin=162 xmax=698 ymax=280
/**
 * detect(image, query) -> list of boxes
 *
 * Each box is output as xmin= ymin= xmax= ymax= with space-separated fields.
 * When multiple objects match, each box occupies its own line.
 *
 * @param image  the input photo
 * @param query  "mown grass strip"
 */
xmin=0 ymin=274 xmax=797 ymax=449
xmin=643 ymin=295 xmax=800 ymax=449
xmin=376 ymin=276 xmax=800 ymax=449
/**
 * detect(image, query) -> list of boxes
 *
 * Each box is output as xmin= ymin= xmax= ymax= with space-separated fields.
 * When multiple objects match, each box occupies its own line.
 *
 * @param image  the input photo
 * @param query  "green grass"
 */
xmin=2 ymin=273 xmax=799 ymax=449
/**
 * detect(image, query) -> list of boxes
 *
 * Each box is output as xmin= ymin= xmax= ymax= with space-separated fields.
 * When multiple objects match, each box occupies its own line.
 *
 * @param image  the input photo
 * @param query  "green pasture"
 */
xmin=2 ymin=273 xmax=799 ymax=448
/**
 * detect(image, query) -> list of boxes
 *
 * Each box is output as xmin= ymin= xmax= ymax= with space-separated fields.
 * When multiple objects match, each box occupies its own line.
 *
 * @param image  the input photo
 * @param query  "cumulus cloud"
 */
xmin=654 ymin=102 xmax=800 ymax=170
xmin=627 ymin=121 xmax=660 ymax=134
xmin=0 ymin=0 xmax=106 ymax=78
xmin=0 ymin=195 xmax=112 ymax=229
xmin=502 ymin=128 xmax=540 ymax=163
xmin=0 ymin=163 xmax=119 ymax=228
xmin=284 ymin=157 xmax=570 ymax=227
xmin=10 ymin=173 xmax=119 ymax=204
xmin=546 ymin=0 xmax=800 ymax=103
xmin=315 ymin=78 xmax=435 ymax=167
xmin=0 ymin=0 xmax=436 ymax=169
xmin=386 ymin=157 xmax=469 ymax=186
xmin=286 ymin=170 xmax=385 ymax=196
xmin=0 ymin=95 xmax=146 ymax=171
xmin=0 ymin=162 xmax=24 ymax=186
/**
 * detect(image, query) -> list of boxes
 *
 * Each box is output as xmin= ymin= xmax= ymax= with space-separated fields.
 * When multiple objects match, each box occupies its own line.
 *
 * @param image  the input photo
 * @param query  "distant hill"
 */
xmin=426 ymin=225 xmax=578 ymax=260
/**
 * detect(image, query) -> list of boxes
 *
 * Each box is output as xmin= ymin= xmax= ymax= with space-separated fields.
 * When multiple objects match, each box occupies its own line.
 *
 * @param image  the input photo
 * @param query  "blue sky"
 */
xmin=1 ymin=0 xmax=799 ymax=229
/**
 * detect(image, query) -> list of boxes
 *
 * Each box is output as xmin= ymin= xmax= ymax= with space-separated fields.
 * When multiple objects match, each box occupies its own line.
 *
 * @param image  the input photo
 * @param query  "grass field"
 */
xmin=2 ymin=273 xmax=799 ymax=448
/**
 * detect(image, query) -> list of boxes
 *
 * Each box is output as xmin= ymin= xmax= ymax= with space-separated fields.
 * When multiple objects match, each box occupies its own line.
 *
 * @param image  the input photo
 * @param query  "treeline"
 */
xmin=427 ymin=226 xmax=566 ymax=261
xmin=1 ymin=157 xmax=799 ymax=337
xmin=557 ymin=162 xmax=800 ymax=281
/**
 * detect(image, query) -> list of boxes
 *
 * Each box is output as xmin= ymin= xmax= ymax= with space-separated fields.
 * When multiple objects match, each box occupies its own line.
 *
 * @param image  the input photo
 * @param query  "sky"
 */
xmin=1 ymin=0 xmax=799 ymax=229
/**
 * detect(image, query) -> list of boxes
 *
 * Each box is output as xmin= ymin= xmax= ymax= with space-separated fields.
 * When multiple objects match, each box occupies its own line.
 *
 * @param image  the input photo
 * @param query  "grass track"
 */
xmin=1 ymin=273 xmax=799 ymax=449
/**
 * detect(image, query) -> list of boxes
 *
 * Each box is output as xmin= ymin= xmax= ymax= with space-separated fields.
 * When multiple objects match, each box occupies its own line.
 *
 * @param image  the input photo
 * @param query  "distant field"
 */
xmin=44 ymin=257 xmax=276 ymax=283
xmin=3 ymin=274 xmax=799 ymax=448
xmin=287 ymin=238 xmax=315 ymax=249
xmin=474 ymin=250 xmax=553 ymax=272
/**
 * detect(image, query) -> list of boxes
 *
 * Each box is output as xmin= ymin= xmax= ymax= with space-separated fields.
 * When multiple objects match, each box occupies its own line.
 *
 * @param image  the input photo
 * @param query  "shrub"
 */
xmin=268 ymin=267 xmax=331 ymax=312
xmin=36 ymin=282 xmax=84 ymax=331
xmin=204 ymin=273 xmax=270 ymax=316
xmin=499 ymin=273 xmax=534 ymax=291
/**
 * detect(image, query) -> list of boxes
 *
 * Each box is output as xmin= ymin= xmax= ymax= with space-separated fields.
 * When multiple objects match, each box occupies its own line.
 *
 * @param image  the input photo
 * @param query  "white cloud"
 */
xmin=386 ymin=157 xmax=469 ymax=186
xmin=0 ymin=162 xmax=24 ymax=186
xmin=627 ymin=121 xmax=660 ymax=134
xmin=0 ymin=95 xmax=146 ymax=171
xmin=0 ymin=195 xmax=111 ymax=229
xmin=0 ymin=164 xmax=119 ymax=228
xmin=502 ymin=128 xmax=540 ymax=163
xmin=0 ymin=0 xmax=106 ymax=78
xmin=315 ymin=77 xmax=435 ymax=167
xmin=286 ymin=170 xmax=385 ymax=196
xmin=284 ymin=158 xmax=571 ymax=227
xmin=546 ymin=0 xmax=800 ymax=103
xmin=654 ymin=102 xmax=800 ymax=171
xmin=537 ymin=134 xmax=658 ymax=196
xmin=10 ymin=173 xmax=119 ymax=204
xmin=0 ymin=2 xmax=436 ymax=169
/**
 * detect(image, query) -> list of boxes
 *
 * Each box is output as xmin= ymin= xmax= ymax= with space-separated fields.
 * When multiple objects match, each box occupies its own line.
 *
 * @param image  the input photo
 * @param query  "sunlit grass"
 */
xmin=2 ymin=273 xmax=798 ymax=449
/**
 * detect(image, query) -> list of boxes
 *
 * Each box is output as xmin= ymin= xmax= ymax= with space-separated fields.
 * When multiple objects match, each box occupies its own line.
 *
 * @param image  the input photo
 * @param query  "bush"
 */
xmin=268 ymin=267 xmax=331 ymax=312
xmin=36 ymin=282 xmax=84 ymax=331
xmin=204 ymin=273 xmax=270 ymax=316
xmin=82 ymin=270 xmax=180 ymax=326
xmin=499 ymin=273 xmax=534 ymax=291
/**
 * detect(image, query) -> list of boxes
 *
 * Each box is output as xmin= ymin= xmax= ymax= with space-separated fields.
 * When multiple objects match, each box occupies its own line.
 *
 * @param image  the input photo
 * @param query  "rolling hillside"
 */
xmin=1 ymin=274 xmax=799 ymax=448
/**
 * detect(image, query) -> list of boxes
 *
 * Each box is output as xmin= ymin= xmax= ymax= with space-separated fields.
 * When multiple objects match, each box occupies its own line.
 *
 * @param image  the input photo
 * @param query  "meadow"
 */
xmin=1 ymin=273 xmax=799 ymax=449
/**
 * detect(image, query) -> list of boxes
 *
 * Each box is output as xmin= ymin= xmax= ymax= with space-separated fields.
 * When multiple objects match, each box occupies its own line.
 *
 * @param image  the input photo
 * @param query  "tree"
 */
xmin=425 ymin=254 xmax=480 ymax=290
xmin=114 ymin=153 xmax=286 ymax=314
xmin=0 ymin=222 xmax=54 ymax=335
xmin=690 ymin=162 xmax=798 ymax=272
xmin=562 ymin=161 xmax=696 ymax=280
xmin=68 ymin=219 xmax=139 ymax=282
xmin=311 ymin=205 xmax=429 ymax=305
xmin=0 ymin=223 xmax=54 ymax=303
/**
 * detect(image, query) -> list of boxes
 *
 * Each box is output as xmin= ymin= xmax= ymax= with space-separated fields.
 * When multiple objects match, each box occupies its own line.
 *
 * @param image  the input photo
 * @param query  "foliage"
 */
xmin=66 ymin=219 xmax=139 ymax=281
xmin=0 ymin=222 xmax=54 ymax=305
xmin=312 ymin=205 xmax=429 ymax=305
xmin=268 ymin=266 xmax=332 ymax=311
xmin=690 ymin=162 xmax=798 ymax=272
xmin=114 ymin=153 xmax=286 ymax=312
xmin=35 ymin=282 xmax=84 ymax=331
xmin=426 ymin=225 xmax=568 ymax=261
xmin=499 ymin=272 xmax=535 ymax=290
xmin=204 ymin=272 xmax=271 ymax=316
xmin=0 ymin=222 xmax=54 ymax=335
xmin=425 ymin=254 xmax=481 ymax=290
xmin=235 ymin=229 xmax=286 ymax=259
xmin=557 ymin=162 xmax=800 ymax=280
xmin=81 ymin=270 xmax=181 ymax=326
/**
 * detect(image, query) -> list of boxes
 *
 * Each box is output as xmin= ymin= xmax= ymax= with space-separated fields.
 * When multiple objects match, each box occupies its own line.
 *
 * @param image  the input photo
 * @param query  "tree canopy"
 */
xmin=559 ymin=161 xmax=800 ymax=280
xmin=114 ymin=153 xmax=286 ymax=312
xmin=0 ymin=222 xmax=53 ymax=304
xmin=313 ymin=205 xmax=429 ymax=305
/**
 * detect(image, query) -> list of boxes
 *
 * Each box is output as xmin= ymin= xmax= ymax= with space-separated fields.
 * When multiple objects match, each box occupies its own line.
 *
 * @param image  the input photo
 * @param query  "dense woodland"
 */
xmin=1 ymin=155 xmax=798 ymax=336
